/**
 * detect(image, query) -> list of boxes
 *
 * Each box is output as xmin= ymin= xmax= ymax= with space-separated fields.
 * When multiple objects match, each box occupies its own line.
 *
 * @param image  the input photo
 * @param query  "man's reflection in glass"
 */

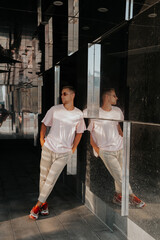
xmin=88 ymin=88 xmax=145 ymax=208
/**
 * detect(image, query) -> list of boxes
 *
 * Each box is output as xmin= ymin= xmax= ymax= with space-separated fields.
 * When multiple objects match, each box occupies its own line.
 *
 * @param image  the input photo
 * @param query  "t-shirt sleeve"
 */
xmin=41 ymin=107 xmax=54 ymax=126
xmin=87 ymin=120 xmax=94 ymax=132
xmin=76 ymin=118 xmax=86 ymax=133
xmin=119 ymin=109 xmax=124 ymax=121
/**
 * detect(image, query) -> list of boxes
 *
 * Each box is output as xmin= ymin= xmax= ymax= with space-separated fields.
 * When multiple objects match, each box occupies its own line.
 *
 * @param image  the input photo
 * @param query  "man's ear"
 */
xmin=105 ymin=94 xmax=109 ymax=100
xmin=72 ymin=93 xmax=75 ymax=99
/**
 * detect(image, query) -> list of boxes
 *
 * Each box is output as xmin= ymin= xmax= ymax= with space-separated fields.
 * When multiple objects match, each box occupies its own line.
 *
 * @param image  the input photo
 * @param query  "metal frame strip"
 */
xmin=122 ymin=121 xmax=131 ymax=216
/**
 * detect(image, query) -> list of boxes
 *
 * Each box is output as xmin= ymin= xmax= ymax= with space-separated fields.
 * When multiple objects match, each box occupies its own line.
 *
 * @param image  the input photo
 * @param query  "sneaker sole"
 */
xmin=40 ymin=211 xmax=49 ymax=216
xmin=29 ymin=214 xmax=38 ymax=220
xmin=130 ymin=201 xmax=146 ymax=208
xmin=40 ymin=207 xmax=49 ymax=216
xmin=136 ymin=202 xmax=146 ymax=208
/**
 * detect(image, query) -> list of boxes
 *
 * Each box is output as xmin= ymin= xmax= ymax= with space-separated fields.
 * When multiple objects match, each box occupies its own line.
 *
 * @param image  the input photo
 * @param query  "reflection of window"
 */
xmin=87 ymin=44 xmax=101 ymax=118
xmin=125 ymin=0 xmax=133 ymax=20
xmin=32 ymin=38 xmax=42 ymax=81
xmin=68 ymin=0 xmax=79 ymax=56
xmin=45 ymin=18 xmax=53 ymax=70
xmin=54 ymin=65 xmax=60 ymax=105
xmin=37 ymin=0 xmax=42 ymax=25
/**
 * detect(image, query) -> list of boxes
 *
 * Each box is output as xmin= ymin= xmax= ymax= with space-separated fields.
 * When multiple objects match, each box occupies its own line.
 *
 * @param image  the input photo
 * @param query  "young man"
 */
xmin=88 ymin=88 xmax=145 ymax=208
xmin=29 ymin=86 xmax=86 ymax=220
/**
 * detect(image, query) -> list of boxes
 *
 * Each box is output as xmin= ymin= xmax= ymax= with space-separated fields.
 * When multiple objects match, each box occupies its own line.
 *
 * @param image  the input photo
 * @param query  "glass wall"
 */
xmin=129 ymin=123 xmax=160 ymax=239
xmin=57 ymin=1 xmax=160 ymax=238
xmin=83 ymin=2 xmax=160 ymax=239
xmin=127 ymin=1 xmax=160 ymax=124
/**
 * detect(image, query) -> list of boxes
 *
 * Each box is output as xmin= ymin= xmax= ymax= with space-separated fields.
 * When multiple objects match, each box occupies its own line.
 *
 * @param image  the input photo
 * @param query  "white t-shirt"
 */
xmin=87 ymin=106 xmax=124 ymax=153
xmin=42 ymin=104 xmax=86 ymax=153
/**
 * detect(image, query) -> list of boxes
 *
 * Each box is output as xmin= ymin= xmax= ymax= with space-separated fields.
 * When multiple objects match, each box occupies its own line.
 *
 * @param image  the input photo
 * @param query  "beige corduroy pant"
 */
xmin=38 ymin=145 xmax=72 ymax=203
xmin=99 ymin=149 xmax=133 ymax=194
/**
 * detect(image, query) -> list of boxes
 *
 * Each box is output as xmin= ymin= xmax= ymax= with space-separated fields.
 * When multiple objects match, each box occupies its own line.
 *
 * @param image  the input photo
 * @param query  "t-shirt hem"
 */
xmin=44 ymin=142 xmax=72 ymax=154
xmin=100 ymin=147 xmax=123 ymax=152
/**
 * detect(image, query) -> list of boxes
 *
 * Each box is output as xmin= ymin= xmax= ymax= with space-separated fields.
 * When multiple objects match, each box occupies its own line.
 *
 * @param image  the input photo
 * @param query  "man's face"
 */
xmin=104 ymin=90 xmax=118 ymax=105
xmin=109 ymin=90 xmax=118 ymax=105
xmin=61 ymin=88 xmax=75 ymax=104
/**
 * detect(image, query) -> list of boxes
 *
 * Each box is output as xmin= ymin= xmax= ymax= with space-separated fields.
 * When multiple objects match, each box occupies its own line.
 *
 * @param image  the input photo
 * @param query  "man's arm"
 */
xmin=117 ymin=123 xmax=123 ymax=137
xmin=90 ymin=134 xmax=99 ymax=155
xmin=72 ymin=133 xmax=82 ymax=153
xmin=40 ymin=123 xmax=47 ymax=147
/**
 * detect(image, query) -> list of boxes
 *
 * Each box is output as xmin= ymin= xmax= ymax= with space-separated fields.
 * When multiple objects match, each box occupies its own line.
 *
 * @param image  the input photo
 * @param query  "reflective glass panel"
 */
xmin=129 ymin=122 xmax=160 ymax=240
xmin=127 ymin=1 xmax=160 ymax=124
xmin=86 ymin=43 xmax=101 ymax=118
xmin=68 ymin=0 xmax=79 ymax=56
xmin=54 ymin=65 xmax=60 ymax=105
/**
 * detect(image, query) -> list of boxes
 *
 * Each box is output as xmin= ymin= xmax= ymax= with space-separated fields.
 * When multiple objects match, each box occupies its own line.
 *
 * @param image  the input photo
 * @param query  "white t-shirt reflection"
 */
xmin=87 ymin=106 xmax=124 ymax=153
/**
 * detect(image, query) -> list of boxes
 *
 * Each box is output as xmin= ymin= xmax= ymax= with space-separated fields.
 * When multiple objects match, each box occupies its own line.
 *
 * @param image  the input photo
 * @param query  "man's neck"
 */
xmin=101 ymin=103 xmax=112 ymax=112
xmin=63 ymin=103 xmax=74 ymax=111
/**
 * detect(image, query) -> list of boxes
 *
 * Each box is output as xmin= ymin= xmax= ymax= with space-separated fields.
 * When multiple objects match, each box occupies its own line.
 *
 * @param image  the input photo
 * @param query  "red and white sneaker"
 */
xmin=129 ymin=195 xmax=146 ymax=208
xmin=113 ymin=193 xmax=122 ymax=206
xmin=29 ymin=205 xmax=40 ymax=220
xmin=40 ymin=202 xmax=49 ymax=216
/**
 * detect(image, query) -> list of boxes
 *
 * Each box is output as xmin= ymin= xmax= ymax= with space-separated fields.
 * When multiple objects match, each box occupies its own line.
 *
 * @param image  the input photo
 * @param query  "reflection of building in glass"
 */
xmin=45 ymin=17 xmax=53 ymax=71
xmin=68 ymin=0 xmax=79 ymax=56
xmin=87 ymin=44 xmax=101 ymax=117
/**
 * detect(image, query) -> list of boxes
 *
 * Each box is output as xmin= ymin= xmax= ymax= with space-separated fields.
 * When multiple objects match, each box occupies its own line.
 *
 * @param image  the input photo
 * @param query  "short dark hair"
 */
xmin=61 ymin=86 xmax=75 ymax=94
xmin=101 ymin=88 xmax=115 ymax=105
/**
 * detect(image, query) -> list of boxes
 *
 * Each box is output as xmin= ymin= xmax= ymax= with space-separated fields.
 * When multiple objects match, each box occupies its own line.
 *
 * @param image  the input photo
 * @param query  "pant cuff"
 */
xmin=38 ymin=196 xmax=46 ymax=203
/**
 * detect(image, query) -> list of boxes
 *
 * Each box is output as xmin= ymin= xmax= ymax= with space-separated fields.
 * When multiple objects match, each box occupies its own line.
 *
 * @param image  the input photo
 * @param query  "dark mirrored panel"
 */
xmin=100 ymin=24 xmax=128 ymax=117
xmin=79 ymin=0 xmax=126 ymax=48
xmin=129 ymin=123 xmax=160 ymax=239
xmin=133 ymin=0 xmax=158 ymax=17
xmin=127 ymin=1 xmax=160 ymax=124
